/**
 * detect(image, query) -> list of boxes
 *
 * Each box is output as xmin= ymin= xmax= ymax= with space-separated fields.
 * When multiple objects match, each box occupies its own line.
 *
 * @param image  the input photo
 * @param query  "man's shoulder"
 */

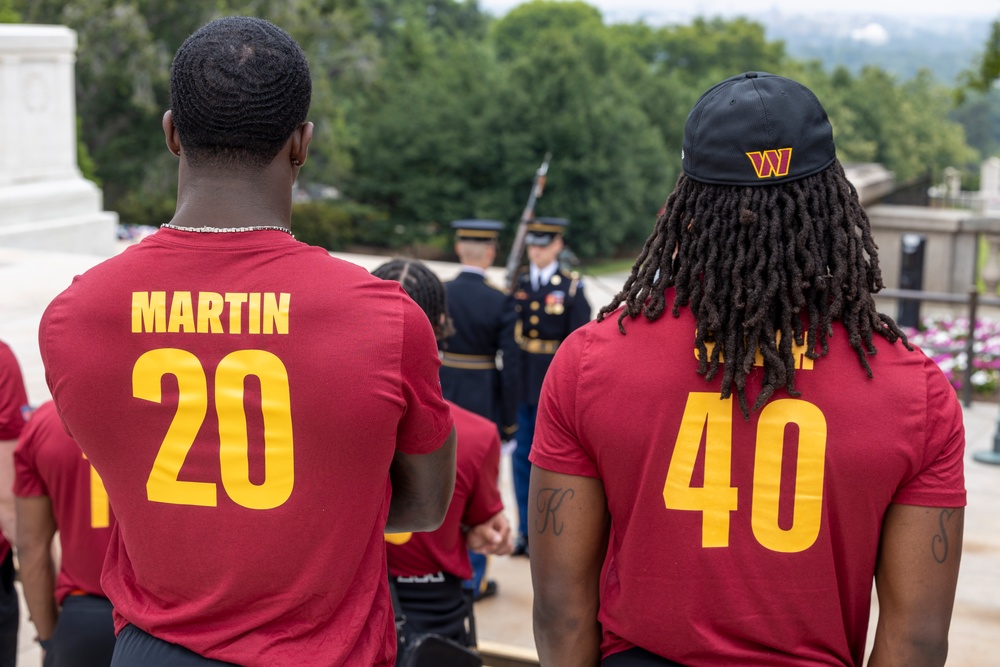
xmin=449 ymin=274 xmax=508 ymax=301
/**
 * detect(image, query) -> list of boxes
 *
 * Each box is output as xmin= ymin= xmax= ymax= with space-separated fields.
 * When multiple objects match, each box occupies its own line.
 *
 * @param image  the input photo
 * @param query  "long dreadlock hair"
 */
xmin=371 ymin=258 xmax=455 ymax=341
xmin=598 ymin=160 xmax=911 ymax=419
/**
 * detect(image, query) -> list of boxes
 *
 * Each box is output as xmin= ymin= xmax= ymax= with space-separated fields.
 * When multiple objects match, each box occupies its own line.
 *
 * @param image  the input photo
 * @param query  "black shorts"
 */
xmin=44 ymin=595 xmax=115 ymax=667
xmin=393 ymin=573 xmax=476 ymax=648
xmin=603 ymin=647 xmax=688 ymax=667
xmin=110 ymin=625 xmax=239 ymax=667
xmin=0 ymin=551 xmax=17 ymax=667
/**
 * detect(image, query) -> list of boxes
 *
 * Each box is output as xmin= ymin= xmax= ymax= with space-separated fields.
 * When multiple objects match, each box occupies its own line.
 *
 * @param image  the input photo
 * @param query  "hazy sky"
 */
xmin=478 ymin=0 xmax=1000 ymax=20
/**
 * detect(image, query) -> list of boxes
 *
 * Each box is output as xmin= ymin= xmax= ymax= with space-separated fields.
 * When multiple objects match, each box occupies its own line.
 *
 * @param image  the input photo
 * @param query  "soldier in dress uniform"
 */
xmin=441 ymin=220 xmax=519 ymax=443
xmin=440 ymin=219 xmax=520 ymax=599
xmin=509 ymin=217 xmax=590 ymax=556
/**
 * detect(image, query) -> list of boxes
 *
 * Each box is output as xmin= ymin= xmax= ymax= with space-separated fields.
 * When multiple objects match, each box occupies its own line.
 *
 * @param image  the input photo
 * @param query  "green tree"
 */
xmin=951 ymin=89 xmax=1000 ymax=160
xmin=0 ymin=0 xmax=20 ymax=22
xmin=815 ymin=66 xmax=976 ymax=182
xmin=611 ymin=16 xmax=792 ymax=190
xmin=348 ymin=8 xmax=510 ymax=247
xmin=489 ymin=1 xmax=670 ymax=257
xmin=653 ymin=17 xmax=787 ymax=87
xmin=958 ymin=18 xmax=1000 ymax=102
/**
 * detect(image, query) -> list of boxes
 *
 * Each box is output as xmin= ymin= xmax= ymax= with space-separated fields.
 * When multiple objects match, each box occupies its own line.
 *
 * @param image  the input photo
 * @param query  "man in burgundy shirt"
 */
xmin=374 ymin=258 xmax=513 ymax=647
xmin=0 ymin=339 xmax=29 ymax=667
xmin=529 ymin=73 xmax=965 ymax=667
xmin=38 ymin=17 xmax=455 ymax=667
xmin=15 ymin=400 xmax=117 ymax=666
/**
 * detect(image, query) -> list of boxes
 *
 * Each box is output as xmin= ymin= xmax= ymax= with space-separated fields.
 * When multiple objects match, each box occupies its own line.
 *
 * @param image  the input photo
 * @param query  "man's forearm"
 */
xmin=868 ymin=632 xmax=948 ymax=667
xmin=533 ymin=601 xmax=602 ymax=667
xmin=18 ymin=544 xmax=58 ymax=640
xmin=386 ymin=451 xmax=445 ymax=533
xmin=386 ymin=427 xmax=457 ymax=533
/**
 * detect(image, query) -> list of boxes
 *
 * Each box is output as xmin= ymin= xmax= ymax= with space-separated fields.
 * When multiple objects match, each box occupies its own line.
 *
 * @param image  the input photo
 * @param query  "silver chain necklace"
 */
xmin=160 ymin=223 xmax=294 ymax=238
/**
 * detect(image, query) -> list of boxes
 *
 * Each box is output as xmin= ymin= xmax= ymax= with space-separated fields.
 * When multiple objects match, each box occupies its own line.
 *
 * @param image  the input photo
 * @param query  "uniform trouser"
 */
xmin=513 ymin=403 xmax=537 ymax=539
xmin=110 ymin=625 xmax=238 ymax=667
xmin=0 ymin=550 xmax=17 ymax=667
xmin=603 ymin=647 xmax=688 ymax=666
xmin=464 ymin=552 xmax=487 ymax=595
xmin=44 ymin=595 xmax=116 ymax=667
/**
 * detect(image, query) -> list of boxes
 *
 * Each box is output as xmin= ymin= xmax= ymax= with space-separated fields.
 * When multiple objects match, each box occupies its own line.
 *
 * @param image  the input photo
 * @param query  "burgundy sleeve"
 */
xmin=891 ymin=356 xmax=966 ymax=508
xmin=530 ymin=330 xmax=600 ymax=478
xmin=0 ymin=343 xmax=28 ymax=440
xmin=13 ymin=415 xmax=46 ymax=498
xmin=462 ymin=430 xmax=503 ymax=528
xmin=395 ymin=293 xmax=454 ymax=455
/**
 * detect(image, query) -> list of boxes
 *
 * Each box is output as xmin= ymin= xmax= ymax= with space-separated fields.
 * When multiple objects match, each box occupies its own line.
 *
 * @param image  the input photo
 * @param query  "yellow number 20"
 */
xmin=663 ymin=392 xmax=826 ymax=553
xmin=132 ymin=348 xmax=294 ymax=510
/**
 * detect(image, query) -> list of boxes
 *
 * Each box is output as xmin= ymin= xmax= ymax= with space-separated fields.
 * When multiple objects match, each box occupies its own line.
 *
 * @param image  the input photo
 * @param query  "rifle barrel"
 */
xmin=505 ymin=152 xmax=552 ymax=289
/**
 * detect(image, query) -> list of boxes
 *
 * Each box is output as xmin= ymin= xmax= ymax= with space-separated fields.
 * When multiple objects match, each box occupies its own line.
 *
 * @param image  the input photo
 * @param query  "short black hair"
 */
xmin=169 ymin=16 xmax=311 ymax=170
xmin=371 ymin=259 xmax=455 ymax=341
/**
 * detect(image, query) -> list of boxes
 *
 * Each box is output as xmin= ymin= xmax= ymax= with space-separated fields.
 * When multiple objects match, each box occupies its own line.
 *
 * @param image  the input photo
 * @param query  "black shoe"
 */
xmin=474 ymin=579 xmax=498 ymax=602
xmin=512 ymin=535 xmax=529 ymax=557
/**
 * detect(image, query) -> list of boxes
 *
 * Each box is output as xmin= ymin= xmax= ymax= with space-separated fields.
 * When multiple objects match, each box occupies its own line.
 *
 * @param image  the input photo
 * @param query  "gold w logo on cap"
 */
xmin=746 ymin=148 xmax=793 ymax=178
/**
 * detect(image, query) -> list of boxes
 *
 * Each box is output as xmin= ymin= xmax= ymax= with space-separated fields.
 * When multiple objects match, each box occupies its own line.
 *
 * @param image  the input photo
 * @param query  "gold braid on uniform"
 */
xmin=597 ymin=160 xmax=911 ymax=419
xmin=371 ymin=259 xmax=455 ymax=341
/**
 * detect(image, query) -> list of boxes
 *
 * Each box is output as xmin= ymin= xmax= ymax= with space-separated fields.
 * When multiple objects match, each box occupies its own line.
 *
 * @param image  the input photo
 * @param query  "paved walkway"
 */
xmin=2 ymin=243 xmax=999 ymax=666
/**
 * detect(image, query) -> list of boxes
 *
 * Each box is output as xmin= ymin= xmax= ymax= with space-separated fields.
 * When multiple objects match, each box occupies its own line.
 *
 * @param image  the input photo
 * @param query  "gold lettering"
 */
xmin=792 ymin=335 xmax=814 ymax=370
xmin=133 ymin=291 xmax=290 ymax=334
xmin=226 ymin=293 xmax=248 ymax=334
xmin=263 ymin=293 xmax=290 ymax=335
xmin=248 ymin=293 xmax=261 ymax=335
xmin=695 ymin=331 xmax=813 ymax=370
xmin=167 ymin=292 xmax=195 ymax=333
xmin=197 ymin=292 xmax=225 ymax=334
xmin=132 ymin=292 xmax=167 ymax=333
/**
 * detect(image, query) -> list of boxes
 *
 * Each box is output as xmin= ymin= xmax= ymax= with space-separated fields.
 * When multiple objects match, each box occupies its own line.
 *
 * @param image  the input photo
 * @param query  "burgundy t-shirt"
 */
xmin=14 ymin=400 xmax=115 ymax=603
xmin=39 ymin=229 xmax=454 ymax=667
xmin=531 ymin=289 xmax=966 ymax=666
xmin=387 ymin=401 xmax=503 ymax=579
xmin=0 ymin=340 xmax=29 ymax=562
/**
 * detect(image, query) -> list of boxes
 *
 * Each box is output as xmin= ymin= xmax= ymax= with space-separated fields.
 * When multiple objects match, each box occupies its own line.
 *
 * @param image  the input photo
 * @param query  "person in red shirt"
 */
xmin=0 ymin=339 xmax=29 ymax=667
xmin=529 ymin=72 xmax=965 ymax=667
xmin=15 ymin=400 xmax=117 ymax=667
xmin=374 ymin=259 xmax=513 ymax=647
xmin=38 ymin=17 xmax=456 ymax=667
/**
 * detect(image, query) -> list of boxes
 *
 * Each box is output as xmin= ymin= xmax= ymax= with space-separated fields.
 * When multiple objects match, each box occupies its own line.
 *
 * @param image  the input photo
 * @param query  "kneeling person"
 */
xmin=375 ymin=259 xmax=514 ymax=647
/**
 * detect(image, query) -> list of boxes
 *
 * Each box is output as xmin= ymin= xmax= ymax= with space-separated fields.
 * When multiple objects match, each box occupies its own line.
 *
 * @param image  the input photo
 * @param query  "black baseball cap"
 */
xmin=451 ymin=219 xmax=503 ymax=242
xmin=525 ymin=217 xmax=568 ymax=246
xmin=681 ymin=72 xmax=836 ymax=187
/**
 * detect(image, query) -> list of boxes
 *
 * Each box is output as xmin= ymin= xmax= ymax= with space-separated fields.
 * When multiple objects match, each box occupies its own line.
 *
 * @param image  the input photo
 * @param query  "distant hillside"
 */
xmin=756 ymin=11 xmax=990 ymax=83
xmin=597 ymin=6 xmax=993 ymax=84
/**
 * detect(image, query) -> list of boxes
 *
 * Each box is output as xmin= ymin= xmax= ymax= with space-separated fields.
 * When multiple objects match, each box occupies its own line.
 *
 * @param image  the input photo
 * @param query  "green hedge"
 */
xmin=291 ymin=200 xmax=385 ymax=251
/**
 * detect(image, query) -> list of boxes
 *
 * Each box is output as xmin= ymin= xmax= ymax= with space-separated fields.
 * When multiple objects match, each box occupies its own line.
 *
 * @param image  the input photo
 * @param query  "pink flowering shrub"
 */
xmin=904 ymin=316 xmax=1000 ymax=396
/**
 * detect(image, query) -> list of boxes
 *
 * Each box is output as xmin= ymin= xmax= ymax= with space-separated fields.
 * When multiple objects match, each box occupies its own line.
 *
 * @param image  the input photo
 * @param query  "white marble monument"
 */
xmin=0 ymin=24 xmax=116 ymax=254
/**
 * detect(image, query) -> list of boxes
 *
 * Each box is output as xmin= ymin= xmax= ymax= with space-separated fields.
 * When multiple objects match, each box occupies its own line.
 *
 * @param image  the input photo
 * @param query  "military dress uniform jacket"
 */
xmin=511 ymin=264 xmax=590 ymax=406
xmin=440 ymin=270 xmax=520 ymax=439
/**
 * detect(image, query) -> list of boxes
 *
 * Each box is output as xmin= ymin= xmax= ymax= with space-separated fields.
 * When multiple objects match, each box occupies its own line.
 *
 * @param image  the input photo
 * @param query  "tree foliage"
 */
xmin=958 ymin=19 xmax=1000 ymax=102
xmin=4 ymin=0 xmax=982 ymax=259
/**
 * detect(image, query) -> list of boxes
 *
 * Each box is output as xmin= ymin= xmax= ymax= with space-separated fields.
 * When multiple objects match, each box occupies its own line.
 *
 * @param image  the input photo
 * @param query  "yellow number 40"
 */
xmin=663 ymin=392 xmax=827 ymax=553
xmin=133 ymin=348 xmax=295 ymax=511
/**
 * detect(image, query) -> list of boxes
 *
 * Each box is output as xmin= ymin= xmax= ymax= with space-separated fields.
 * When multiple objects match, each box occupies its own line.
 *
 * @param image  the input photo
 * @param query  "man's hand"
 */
xmin=466 ymin=511 xmax=514 ymax=555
